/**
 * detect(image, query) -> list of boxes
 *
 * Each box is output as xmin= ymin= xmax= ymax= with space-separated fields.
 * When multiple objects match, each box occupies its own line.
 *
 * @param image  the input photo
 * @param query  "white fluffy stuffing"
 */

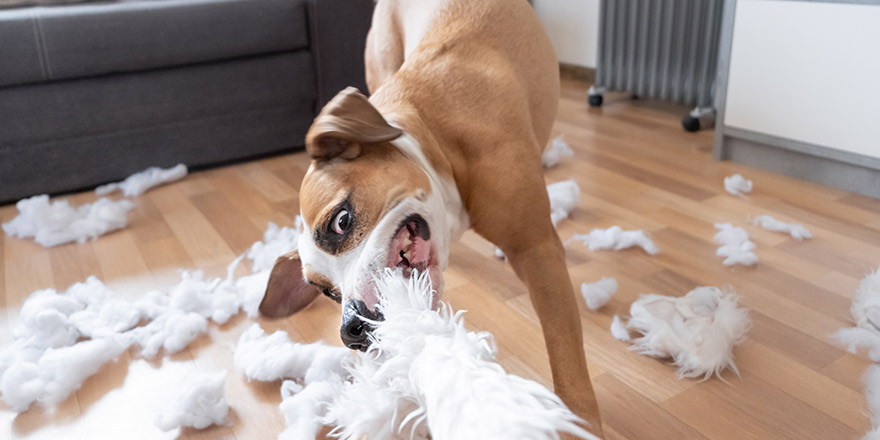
xmin=625 ymin=286 xmax=750 ymax=380
xmin=714 ymin=223 xmax=758 ymax=266
xmin=2 ymin=195 xmax=134 ymax=247
xmin=752 ymin=215 xmax=812 ymax=240
xmin=0 ymin=337 xmax=128 ymax=411
xmin=547 ymin=179 xmax=581 ymax=226
xmin=723 ymin=174 xmax=753 ymax=195
xmin=568 ymin=226 xmax=659 ymax=255
xmin=155 ymin=371 xmax=229 ymax=431
xmin=237 ymin=270 xmax=600 ymax=440
xmin=581 ymin=278 xmax=618 ymax=310
xmin=234 ymin=325 xmax=350 ymax=384
xmin=96 ymin=164 xmax=188 ymax=197
xmin=0 ymin=220 xmax=302 ymax=412
xmin=610 ymin=315 xmax=631 ymax=342
xmin=864 ymin=365 xmax=880 ymax=440
xmin=831 ymin=269 xmax=880 ymax=361
xmin=542 ymin=135 xmax=574 ymax=168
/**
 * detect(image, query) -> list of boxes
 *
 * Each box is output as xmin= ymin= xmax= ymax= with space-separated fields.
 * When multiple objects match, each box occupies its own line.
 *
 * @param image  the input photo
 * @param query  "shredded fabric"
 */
xmin=155 ymin=371 xmax=229 ymax=431
xmin=610 ymin=315 xmax=631 ymax=342
xmin=713 ymin=223 xmax=758 ymax=266
xmin=236 ymin=270 xmax=600 ymax=440
xmin=723 ymin=174 xmax=753 ymax=196
xmin=2 ymin=195 xmax=134 ymax=247
xmin=567 ymin=226 xmax=659 ymax=255
xmin=622 ymin=286 xmax=750 ymax=380
xmin=95 ymin=164 xmax=188 ymax=197
xmin=541 ymin=135 xmax=574 ymax=168
xmin=581 ymin=278 xmax=618 ymax=310
xmin=751 ymin=215 xmax=812 ymax=240
xmin=0 ymin=220 xmax=301 ymax=412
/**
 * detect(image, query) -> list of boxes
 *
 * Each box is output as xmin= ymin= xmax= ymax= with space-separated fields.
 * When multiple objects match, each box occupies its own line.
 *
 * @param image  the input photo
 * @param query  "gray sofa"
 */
xmin=0 ymin=0 xmax=373 ymax=203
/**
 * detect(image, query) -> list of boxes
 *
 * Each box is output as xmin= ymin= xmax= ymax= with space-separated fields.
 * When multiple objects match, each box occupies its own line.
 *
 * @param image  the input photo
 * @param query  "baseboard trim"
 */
xmin=559 ymin=63 xmax=595 ymax=84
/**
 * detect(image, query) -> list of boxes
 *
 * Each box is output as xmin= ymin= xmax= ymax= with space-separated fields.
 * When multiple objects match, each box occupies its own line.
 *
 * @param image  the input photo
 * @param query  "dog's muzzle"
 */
xmin=341 ymin=300 xmax=383 ymax=351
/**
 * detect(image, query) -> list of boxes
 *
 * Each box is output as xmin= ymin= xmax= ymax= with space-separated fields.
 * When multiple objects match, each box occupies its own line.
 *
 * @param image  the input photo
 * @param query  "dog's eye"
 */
xmin=322 ymin=288 xmax=341 ymax=304
xmin=333 ymin=210 xmax=351 ymax=235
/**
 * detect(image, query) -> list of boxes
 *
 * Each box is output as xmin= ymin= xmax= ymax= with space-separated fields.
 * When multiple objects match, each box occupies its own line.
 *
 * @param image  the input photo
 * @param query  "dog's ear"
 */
xmin=259 ymin=249 xmax=320 ymax=318
xmin=306 ymin=87 xmax=402 ymax=161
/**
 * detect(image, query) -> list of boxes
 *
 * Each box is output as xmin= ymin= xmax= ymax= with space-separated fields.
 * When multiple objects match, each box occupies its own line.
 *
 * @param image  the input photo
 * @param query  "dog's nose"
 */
xmin=340 ymin=300 xmax=379 ymax=351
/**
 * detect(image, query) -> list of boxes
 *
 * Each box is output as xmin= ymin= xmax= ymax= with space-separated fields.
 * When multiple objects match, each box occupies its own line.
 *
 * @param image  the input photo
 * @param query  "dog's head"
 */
xmin=259 ymin=87 xmax=445 ymax=351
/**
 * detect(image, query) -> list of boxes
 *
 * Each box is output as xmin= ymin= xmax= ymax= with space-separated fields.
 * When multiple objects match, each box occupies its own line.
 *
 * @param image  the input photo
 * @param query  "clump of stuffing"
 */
xmin=234 ymin=325 xmax=350 ymax=384
xmin=236 ymin=269 xmax=601 ymax=440
xmin=568 ymin=226 xmax=660 ymax=255
xmin=714 ymin=223 xmax=758 ymax=266
xmin=542 ymin=135 xmax=574 ymax=167
xmin=581 ymin=278 xmax=618 ymax=310
xmin=610 ymin=315 xmax=631 ymax=341
xmin=547 ymin=179 xmax=581 ymax=226
xmin=751 ymin=215 xmax=812 ymax=240
xmin=155 ymin=371 xmax=229 ymax=431
xmin=2 ymin=195 xmax=134 ymax=247
xmin=0 ymin=220 xmax=301 ymax=413
xmin=96 ymin=164 xmax=188 ymax=197
xmin=723 ymin=174 xmax=752 ymax=195
xmin=622 ymin=286 xmax=750 ymax=380
xmin=832 ymin=269 xmax=880 ymax=361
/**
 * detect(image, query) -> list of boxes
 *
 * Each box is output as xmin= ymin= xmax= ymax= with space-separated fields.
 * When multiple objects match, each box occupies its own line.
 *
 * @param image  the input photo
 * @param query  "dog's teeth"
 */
xmin=402 ymin=237 xmax=412 ymax=249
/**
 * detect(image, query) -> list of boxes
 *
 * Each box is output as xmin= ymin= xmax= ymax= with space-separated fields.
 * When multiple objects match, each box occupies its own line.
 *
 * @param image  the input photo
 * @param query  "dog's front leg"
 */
xmin=504 ymin=236 xmax=604 ymax=438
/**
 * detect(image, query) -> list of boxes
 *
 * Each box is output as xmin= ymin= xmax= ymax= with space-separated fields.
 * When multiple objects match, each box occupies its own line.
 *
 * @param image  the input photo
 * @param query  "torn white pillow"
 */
xmin=237 ymin=270 xmax=600 ymax=440
xmin=714 ymin=223 xmax=758 ymax=266
xmin=542 ymin=135 xmax=574 ymax=168
xmin=752 ymin=215 xmax=812 ymax=240
xmin=568 ymin=226 xmax=659 ymax=255
xmin=155 ymin=371 xmax=229 ymax=431
xmin=547 ymin=179 xmax=581 ymax=226
xmin=581 ymin=278 xmax=618 ymax=310
xmin=625 ymin=286 xmax=750 ymax=379
xmin=96 ymin=164 xmax=187 ymax=197
xmin=2 ymin=195 xmax=134 ymax=247
xmin=723 ymin=174 xmax=752 ymax=196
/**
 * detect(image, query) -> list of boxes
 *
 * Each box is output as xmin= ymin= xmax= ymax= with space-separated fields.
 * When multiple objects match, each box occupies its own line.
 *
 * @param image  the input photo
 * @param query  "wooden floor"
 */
xmin=3 ymin=80 xmax=880 ymax=440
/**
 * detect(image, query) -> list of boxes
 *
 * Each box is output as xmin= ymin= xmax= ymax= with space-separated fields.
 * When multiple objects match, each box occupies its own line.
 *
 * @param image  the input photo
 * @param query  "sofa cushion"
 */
xmin=0 ymin=0 xmax=310 ymax=87
xmin=0 ymin=0 xmax=99 ymax=9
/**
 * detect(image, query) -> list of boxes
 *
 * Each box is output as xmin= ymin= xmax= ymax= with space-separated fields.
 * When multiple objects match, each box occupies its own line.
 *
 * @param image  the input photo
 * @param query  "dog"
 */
xmin=259 ymin=0 xmax=604 ymax=435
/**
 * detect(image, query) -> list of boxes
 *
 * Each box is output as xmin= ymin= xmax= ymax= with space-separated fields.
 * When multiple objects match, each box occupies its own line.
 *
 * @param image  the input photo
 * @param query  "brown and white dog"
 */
xmin=260 ymin=0 xmax=604 ymax=435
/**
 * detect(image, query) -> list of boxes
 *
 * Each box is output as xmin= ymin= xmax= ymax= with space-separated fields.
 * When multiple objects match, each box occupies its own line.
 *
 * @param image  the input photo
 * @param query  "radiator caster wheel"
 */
xmin=588 ymin=94 xmax=603 ymax=107
xmin=682 ymin=115 xmax=700 ymax=132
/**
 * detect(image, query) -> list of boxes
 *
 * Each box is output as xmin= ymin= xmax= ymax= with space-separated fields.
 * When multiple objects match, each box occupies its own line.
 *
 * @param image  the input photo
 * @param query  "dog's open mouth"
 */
xmin=386 ymin=214 xmax=434 ymax=278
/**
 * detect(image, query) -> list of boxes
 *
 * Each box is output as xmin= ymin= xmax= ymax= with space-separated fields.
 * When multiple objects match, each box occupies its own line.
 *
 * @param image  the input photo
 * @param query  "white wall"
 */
xmin=533 ymin=0 xmax=600 ymax=68
xmin=724 ymin=0 xmax=880 ymax=159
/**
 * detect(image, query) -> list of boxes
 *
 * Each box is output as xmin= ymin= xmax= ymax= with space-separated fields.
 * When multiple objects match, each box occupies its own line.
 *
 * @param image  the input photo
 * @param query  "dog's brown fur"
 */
xmin=264 ymin=0 xmax=604 ymax=435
